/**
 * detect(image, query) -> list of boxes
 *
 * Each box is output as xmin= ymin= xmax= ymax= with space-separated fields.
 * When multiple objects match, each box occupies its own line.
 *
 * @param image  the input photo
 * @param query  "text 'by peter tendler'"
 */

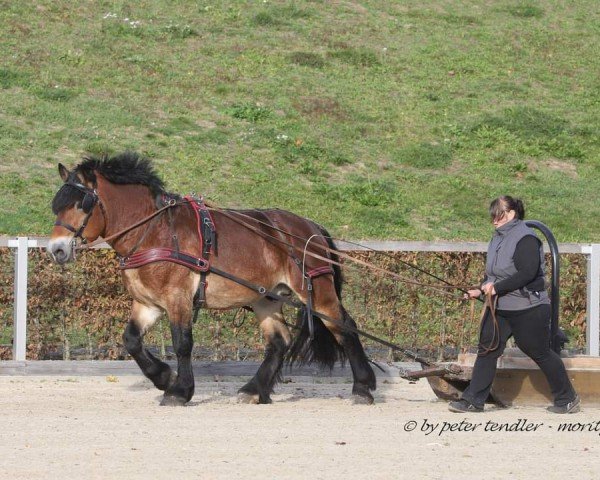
xmin=402 ymin=418 xmax=600 ymax=436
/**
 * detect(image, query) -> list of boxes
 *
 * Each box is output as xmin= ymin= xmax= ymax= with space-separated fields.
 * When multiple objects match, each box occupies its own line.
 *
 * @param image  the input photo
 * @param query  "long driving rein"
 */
xmin=69 ymin=185 xmax=464 ymax=296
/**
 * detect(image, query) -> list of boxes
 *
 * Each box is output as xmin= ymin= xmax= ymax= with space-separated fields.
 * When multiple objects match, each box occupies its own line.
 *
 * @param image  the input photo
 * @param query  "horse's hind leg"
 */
xmin=337 ymin=306 xmax=377 ymax=404
xmin=238 ymin=298 xmax=291 ymax=404
xmin=290 ymin=276 xmax=376 ymax=404
xmin=123 ymin=302 xmax=176 ymax=393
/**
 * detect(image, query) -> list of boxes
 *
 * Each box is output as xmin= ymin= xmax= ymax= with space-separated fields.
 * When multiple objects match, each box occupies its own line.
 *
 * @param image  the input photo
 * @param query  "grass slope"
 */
xmin=0 ymin=0 xmax=599 ymax=241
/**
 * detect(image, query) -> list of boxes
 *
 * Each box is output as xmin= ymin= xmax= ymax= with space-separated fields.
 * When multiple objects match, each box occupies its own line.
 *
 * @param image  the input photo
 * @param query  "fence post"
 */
xmin=13 ymin=237 xmax=29 ymax=361
xmin=586 ymin=244 xmax=600 ymax=356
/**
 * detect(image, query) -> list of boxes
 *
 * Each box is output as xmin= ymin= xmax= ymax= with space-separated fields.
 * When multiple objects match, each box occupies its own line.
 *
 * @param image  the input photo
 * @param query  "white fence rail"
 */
xmin=2 ymin=236 xmax=599 ymax=360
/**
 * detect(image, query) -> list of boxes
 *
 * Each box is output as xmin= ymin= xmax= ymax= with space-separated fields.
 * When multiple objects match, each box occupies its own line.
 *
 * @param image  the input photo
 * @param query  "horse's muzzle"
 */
xmin=48 ymin=237 xmax=75 ymax=265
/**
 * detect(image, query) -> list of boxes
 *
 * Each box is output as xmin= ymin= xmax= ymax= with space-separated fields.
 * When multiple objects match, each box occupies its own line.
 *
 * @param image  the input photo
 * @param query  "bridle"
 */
xmin=54 ymin=180 xmax=104 ymax=246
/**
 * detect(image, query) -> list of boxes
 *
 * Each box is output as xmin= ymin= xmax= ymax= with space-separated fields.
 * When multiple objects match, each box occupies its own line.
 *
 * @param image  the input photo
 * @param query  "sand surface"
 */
xmin=0 ymin=373 xmax=598 ymax=479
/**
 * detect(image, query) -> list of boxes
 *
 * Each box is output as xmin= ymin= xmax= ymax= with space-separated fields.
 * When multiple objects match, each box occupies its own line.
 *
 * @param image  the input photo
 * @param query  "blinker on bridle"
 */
xmin=54 ymin=180 xmax=102 ymax=246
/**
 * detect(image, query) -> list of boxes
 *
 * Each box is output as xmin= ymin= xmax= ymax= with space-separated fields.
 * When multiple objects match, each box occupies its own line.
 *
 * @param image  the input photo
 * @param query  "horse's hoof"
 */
xmin=351 ymin=393 xmax=374 ymax=405
xmin=160 ymin=395 xmax=187 ymax=407
xmin=237 ymin=392 xmax=260 ymax=404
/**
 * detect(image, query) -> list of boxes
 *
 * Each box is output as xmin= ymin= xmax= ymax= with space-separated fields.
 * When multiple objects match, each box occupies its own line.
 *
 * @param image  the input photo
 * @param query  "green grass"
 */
xmin=0 ymin=0 xmax=599 ymax=242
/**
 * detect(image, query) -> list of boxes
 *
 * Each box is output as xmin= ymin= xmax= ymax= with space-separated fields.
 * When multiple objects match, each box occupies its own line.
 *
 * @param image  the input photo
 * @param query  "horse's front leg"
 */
xmin=160 ymin=304 xmax=195 ymax=406
xmin=123 ymin=302 xmax=176 ymax=392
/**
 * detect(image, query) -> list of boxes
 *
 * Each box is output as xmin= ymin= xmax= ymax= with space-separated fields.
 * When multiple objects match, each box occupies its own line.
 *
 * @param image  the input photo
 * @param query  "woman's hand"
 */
xmin=463 ymin=288 xmax=482 ymax=300
xmin=481 ymin=282 xmax=496 ymax=296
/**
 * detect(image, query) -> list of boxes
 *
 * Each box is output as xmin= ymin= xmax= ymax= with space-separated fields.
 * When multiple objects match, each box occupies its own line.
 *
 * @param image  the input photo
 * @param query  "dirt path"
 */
xmin=0 ymin=374 xmax=598 ymax=479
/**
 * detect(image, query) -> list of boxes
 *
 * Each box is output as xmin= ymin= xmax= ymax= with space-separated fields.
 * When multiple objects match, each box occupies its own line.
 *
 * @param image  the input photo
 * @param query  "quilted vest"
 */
xmin=485 ymin=219 xmax=550 ymax=311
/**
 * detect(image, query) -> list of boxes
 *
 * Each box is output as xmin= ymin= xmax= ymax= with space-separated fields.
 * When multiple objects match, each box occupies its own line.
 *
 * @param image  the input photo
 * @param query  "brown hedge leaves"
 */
xmin=0 ymin=249 xmax=588 ymax=360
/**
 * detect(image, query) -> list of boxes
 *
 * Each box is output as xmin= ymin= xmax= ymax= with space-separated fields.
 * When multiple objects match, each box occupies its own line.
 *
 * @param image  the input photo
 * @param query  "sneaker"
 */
xmin=546 ymin=395 xmax=581 ymax=414
xmin=448 ymin=399 xmax=484 ymax=413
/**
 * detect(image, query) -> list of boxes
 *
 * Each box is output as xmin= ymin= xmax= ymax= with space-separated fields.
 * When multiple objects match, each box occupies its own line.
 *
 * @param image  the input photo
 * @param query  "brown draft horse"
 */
xmin=49 ymin=152 xmax=376 ymax=406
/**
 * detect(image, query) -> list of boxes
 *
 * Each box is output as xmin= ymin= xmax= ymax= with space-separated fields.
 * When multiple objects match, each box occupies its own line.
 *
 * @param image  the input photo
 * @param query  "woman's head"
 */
xmin=489 ymin=196 xmax=525 ymax=227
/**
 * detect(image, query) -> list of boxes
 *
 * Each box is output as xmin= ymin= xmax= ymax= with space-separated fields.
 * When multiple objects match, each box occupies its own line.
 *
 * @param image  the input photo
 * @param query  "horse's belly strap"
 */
xmin=119 ymin=247 xmax=209 ymax=272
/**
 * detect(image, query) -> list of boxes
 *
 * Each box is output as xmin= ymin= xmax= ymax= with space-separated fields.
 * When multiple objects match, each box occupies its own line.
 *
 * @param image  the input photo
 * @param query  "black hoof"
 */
xmin=238 ymin=378 xmax=273 ymax=404
xmin=351 ymin=384 xmax=375 ymax=405
xmin=237 ymin=390 xmax=273 ymax=404
xmin=160 ymin=394 xmax=188 ymax=407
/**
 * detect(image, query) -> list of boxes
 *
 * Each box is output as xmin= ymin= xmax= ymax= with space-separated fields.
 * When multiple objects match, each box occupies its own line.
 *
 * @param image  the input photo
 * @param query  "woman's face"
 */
xmin=492 ymin=209 xmax=516 ymax=228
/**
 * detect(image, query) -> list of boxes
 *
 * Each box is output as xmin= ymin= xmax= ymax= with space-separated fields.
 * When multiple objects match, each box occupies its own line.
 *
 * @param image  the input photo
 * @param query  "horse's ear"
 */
xmin=58 ymin=163 xmax=70 ymax=182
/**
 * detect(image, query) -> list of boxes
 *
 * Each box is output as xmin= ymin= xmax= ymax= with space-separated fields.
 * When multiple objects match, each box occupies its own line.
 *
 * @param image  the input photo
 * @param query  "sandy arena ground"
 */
xmin=1 ymin=372 xmax=598 ymax=480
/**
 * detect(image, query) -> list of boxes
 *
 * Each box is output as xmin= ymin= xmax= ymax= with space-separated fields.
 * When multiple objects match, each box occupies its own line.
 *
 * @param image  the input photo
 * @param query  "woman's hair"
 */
xmin=489 ymin=195 xmax=525 ymax=220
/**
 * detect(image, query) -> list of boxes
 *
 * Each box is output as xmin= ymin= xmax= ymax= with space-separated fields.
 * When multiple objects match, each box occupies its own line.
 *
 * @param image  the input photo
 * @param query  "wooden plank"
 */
xmin=491 ymin=369 xmax=600 ymax=407
xmin=457 ymin=351 xmax=600 ymax=370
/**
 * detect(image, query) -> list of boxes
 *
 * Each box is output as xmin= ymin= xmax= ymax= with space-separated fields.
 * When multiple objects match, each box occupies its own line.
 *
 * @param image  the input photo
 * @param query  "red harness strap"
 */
xmin=306 ymin=266 xmax=334 ymax=278
xmin=119 ymin=247 xmax=209 ymax=272
xmin=119 ymin=196 xmax=215 ymax=275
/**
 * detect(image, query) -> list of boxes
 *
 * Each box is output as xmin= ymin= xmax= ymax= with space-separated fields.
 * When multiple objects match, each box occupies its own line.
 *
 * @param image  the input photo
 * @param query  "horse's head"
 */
xmin=48 ymin=163 xmax=106 ymax=264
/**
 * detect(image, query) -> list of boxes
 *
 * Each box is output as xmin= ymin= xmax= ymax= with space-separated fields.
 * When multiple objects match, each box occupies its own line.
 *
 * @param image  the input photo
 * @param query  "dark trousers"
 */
xmin=461 ymin=303 xmax=576 ymax=408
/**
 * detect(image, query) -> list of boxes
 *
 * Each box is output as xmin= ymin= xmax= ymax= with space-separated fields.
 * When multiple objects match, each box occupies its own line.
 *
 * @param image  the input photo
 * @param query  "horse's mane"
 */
xmin=77 ymin=152 xmax=165 ymax=195
xmin=52 ymin=152 xmax=166 ymax=214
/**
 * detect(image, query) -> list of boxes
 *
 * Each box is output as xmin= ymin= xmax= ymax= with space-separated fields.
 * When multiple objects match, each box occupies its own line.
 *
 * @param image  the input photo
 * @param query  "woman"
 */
xmin=448 ymin=196 xmax=580 ymax=414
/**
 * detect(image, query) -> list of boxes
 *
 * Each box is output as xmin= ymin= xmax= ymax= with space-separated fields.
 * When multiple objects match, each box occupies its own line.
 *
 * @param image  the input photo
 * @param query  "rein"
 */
xmin=206 ymin=206 xmax=463 ymax=298
xmin=59 ymin=191 xmax=481 ymax=364
xmin=77 ymin=200 xmax=183 ymax=250
xmin=207 ymin=204 xmax=467 ymax=293
xmin=69 ymin=188 xmax=471 ymax=297
xmin=477 ymin=292 xmax=501 ymax=355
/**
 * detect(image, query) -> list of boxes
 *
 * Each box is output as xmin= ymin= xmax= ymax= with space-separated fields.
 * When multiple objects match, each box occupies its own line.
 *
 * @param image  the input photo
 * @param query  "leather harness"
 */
xmin=119 ymin=195 xmax=216 ymax=311
xmin=117 ymin=195 xmax=332 ymax=330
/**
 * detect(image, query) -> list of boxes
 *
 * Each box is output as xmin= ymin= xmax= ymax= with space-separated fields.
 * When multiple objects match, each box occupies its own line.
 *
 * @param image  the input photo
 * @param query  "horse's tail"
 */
xmin=286 ymin=305 xmax=346 ymax=369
